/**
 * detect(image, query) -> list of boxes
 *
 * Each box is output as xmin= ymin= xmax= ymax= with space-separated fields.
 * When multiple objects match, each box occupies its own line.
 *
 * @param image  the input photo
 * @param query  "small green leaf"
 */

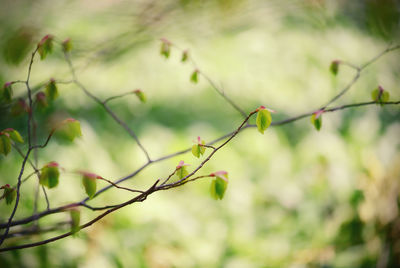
xmin=40 ymin=162 xmax=60 ymax=188
xmin=0 ymin=134 xmax=11 ymax=156
xmin=371 ymin=86 xmax=390 ymax=106
xmin=37 ymin=35 xmax=54 ymax=60
xmin=160 ymin=39 xmax=170 ymax=58
xmin=191 ymin=136 xmax=206 ymax=158
xmin=70 ymin=208 xmax=81 ymax=234
xmin=311 ymin=110 xmax=323 ymax=131
xmin=133 ymin=89 xmax=146 ymax=103
xmin=256 ymin=107 xmax=272 ymax=134
xmin=330 ymin=60 xmax=340 ymax=76
xmin=2 ymin=82 xmax=13 ymax=102
xmin=56 ymin=118 xmax=82 ymax=142
xmin=3 ymin=128 xmax=24 ymax=143
xmin=210 ymin=171 xmax=229 ymax=200
xmin=45 ymin=79 xmax=58 ymax=100
xmin=62 ymin=38 xmax=72 ymax=53
xmin=175 ymin=160 xmax=190 ymax=180
xmin=1 ymin=185 xmax=16 ymax=205
xmin=190 ymin=70 xmax=199 ymax=84
xmin=82 ymin=172 xmax=98 ymax=199
xmin=181 ymin=50 xmax=188 ymax=62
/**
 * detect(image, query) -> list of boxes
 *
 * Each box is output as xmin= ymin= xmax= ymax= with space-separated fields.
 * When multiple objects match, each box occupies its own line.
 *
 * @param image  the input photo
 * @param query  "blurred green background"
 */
xmin=1 ymin=0 xmax=400 ymax=267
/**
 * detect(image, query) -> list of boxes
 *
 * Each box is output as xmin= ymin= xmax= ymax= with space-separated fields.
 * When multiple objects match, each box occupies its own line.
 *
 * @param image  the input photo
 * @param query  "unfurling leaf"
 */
xmin=3 ymin=128 xmax=24 ymax=143
xmin=1 ymin=184 xmax=16 ymax=205
xmin=11 ymin=98 xmax=28 ymax=116
xmin=181 ymin=50 xmax=188 ymax=62
xmin=256 ymin=106 xmax=272 ymax=134
xmin=190 ymin=70 xmax=199 ymax=84
xmin=40 ymin=162 xmax=60 ymax=188
xmin=311 ymin=110 xmax=324 ymax=131
xmin=56 ymin=118 xmax=82 ymax=142
xmin=36 ymin=91 xmax=48 ymax=108
xmin=62 ymin=38 xmax=72 ymax=53
xmin=0 ymin=133 xmax=11 ymax=156
xmin=2 ymin=82 xmax=13 ymax=102
xmin=210 ymin=171 xmax=229 ymax=200
xmin=133 ymin=89 xmax=146 ymax=103
xmin=330 ymin=60 xmax=340 ymax=76
xmin=191 ymin=136 xmax=206 ymax=158
xmin=160 ymin=38 xmax=171 ymax=58
xmin=45 ymin=78 xmax=58 ymax=100
xmin=175 ymin=160 xmax=190 ymax=180
xmin=37 ymin=34 xmax=54 ymax=60
xmin=81 ymin=172 xmax=99 ymax=199
xmin=69 ymin=208 xmax=81 ymax=234
xmin=371 ymin=86 xmax=390 ymax=106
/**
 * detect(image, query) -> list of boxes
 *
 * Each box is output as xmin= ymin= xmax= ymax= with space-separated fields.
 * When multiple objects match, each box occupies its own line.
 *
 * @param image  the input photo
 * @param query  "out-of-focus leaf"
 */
xmin=256 ymin=106 xmax=272 ymax=134
xmin=40 ymin=162 xmax=60 ymax=189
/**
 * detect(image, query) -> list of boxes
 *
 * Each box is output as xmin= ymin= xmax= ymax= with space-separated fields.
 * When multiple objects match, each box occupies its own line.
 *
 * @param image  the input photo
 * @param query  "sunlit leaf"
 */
xmin=40 ymin=162 xmax=60 ymax=188
xmin=56 ymin=118 xmax=82 ymax=142
xmin=133 ymin=89 xmax=146 ymax=103
xmin=70 ymin=208 xmax=81 ymax=234
xmin=175 ymin=160 xmax=190 ymax=180
xmin=160 ymin=38 xmax=171 ymax=58
xmin=62 ymin=38 xmax=72 ymax=53
xmin=190 ymin=70 xmax=199 ymax=84
xmin=0 ymin=133 xmax=11 ymax=156
xmin=37 ymin=34 xmax=54 ymax=60
xmin=210 ymin=171 xmax=229 ymax=200
xmin=181 ymin=50 xmax=188 ymax=62
xmin=81 ymin=172 xmax=98 ymax=199
xmin=191 ymin=136 xmax=206 ymax=158
xmin=3 ymin=128 xmax=24 ymax=143
xmin=330 ymin=60 xmax=340 ymax=76
xmin=311 ymin=110 xmax=323 ymax=131
xmin=45 ymin=79 xmax=58 ymax=100
xmin=256 ymin=106 xmax=272 ymax=134
xmin=371 ymin=86 xmax=390 ymax=106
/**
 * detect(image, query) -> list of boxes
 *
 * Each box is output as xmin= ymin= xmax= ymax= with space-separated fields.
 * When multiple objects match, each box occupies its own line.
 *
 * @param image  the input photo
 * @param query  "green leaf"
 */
xmin=190 ymin=70 xmax=198 ymax=84
xmin=133 ymin=89 xmax=146 ymax=103
xmin=70 ymin=209 xmax=81 ymax=234
xmin=56 ymin=118 xmax=82 ymax=142
xmin=210 ymin=171 xmax=229 ymax=200
xmin=160 ymin=39 xmax=170 ymax=58
xmin=191 ymin=137 xmax=206 ymax=158
xmin=311 ymin=111 xmax=323 ymax=131
xmin=3 ymin=128 xmax=24 ymax=143
xmin=330 ymin=60 xmax=340 ymax=76
xmin=40 ymin=162 xmax=60 ymax=188
xmin=175 ymin=166 xmax=189 ymax=180
xmin=2 ymin=82 xmax=13 ymax=102
xmin=82 ymin=173 xmax=97 ymax=199
xmin=37 ymin=35 xmax=54 ymax=60
xmin=2 ymin=28 xmax=34 ymax=65
xmin=181 ymin=50 xmax=188 ymax=62
xmin=256 ymin=107 xmax=272 ymax=134
xmin=0 ymin=134 xmax=11 ymax=156
xmin=371 ymin=86 xmax=390 ymax=106
xmin=62 ymin=38 xmax=72 ymax=53
xmin=4 ymin=187 xmax=16 ymax=205
xmin=210 ymin=177 xmax=228 ymax=200
xmin=45 ymin=79 xmax=58 ymax=100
